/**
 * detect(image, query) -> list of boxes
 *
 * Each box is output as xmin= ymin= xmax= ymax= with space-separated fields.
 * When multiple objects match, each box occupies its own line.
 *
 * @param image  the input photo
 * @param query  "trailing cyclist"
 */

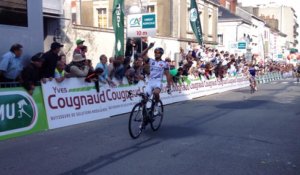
xmin=248 ymin=63 xmax=257 ymax=92
xmin=295 ymin=63 xmax=300 ymax=82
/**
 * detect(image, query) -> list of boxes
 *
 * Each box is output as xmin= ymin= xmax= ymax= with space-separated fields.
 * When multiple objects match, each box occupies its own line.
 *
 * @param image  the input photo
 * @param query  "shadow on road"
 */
xmin=216 ymin=100 xmax=269 ymax=109
xmin=60 ymin=138 xmax=160 ymax=175
xmin=144 ymin=125 xmax=200 ymax=139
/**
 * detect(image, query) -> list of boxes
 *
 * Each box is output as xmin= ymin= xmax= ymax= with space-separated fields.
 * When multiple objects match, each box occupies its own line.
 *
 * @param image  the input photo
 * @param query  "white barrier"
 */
xmin=42 ymin=76 xmax=249 ymax=129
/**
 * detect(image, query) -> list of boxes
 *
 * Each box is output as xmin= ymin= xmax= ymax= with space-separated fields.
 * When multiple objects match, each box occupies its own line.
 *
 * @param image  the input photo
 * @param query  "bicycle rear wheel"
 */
xmin=128 ymin=103 xmax=144 ymax=139
xmin=250 ymin=85 xmax=255 ymax=94
xmin=150 ymin=100 xmax=164 ymax=131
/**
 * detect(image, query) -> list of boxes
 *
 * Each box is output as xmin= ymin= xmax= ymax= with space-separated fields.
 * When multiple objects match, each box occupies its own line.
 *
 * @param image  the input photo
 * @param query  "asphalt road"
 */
xmin=1 ymin=79 xmax=300 ymax=175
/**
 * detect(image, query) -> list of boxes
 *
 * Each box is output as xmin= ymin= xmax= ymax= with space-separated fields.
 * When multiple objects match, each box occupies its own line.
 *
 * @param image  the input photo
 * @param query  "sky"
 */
xmin=238 ymin=0 xmax=300 ymax=49
xmin=237 ymin=0 xmax=300 ymax=16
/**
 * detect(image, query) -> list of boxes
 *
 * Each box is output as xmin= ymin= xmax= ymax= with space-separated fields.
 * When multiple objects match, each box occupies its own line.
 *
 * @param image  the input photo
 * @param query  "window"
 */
xmin=0 ymin=0 xmax=28 ymax=27
xmin=208 ymin=14 xmax=213 ymax=36
xmin=147 ymin=5 xmax=155 ymax=13
xmin=218 ymin=34 xmax=223 ymax=45
xmin=225 ymin=1 xmax=230 ymax=10
xmin=97 ymin=8 xmax=107 ymax=28
xmin=71 ymin=0 xmax=77 ymax=24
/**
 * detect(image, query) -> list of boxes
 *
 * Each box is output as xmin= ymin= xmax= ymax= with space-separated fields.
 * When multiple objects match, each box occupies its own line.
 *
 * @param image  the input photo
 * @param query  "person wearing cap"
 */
xmin=73 ymin=39 xmax=85 ymax=56
xmin=68 ymin=54 xmax=89 ymax=78
xmin=42 ymin=42 xmax=64 ymax=78
xmin=21 ymin=52 xmax=44 ymax=95
xmin=0 ymin=43 xmax=24 ymax=82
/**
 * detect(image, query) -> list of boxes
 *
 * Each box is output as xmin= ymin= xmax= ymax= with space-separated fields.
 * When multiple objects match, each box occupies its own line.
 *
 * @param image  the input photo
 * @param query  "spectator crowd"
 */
xmin=0 ymin=39 xmax=298 ymax=95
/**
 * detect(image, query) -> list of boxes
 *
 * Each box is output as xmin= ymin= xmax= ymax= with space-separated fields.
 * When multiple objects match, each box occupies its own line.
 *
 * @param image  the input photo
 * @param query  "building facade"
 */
xmin=247 ymin=4 xmax=299 ymax=49
xmin=0 ymin=0 xmax=44 ymax=61
xmin=217 ymin=6 xmax=251 ymax=55
xmin=61 ymin=0 xmax=219 ymax=64
xmin=252 ymin=6 xmax=298 ymax=49
xmin=0 ymin=0 xmax=65 ymax=61
xmin=217 ymin=0 xmax=292 ymax=62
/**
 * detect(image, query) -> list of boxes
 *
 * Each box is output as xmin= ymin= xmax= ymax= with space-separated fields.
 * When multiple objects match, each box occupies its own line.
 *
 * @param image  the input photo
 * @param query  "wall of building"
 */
xmin=0 ymin=0 xmax=44 ymax=62
xmin=180 ymin=0 xmax=218 ymax=45
xmin=62 ymin=0 xmax=182 ymax=67
xmin=43 ymin=0 xmax=63 ymax=14
xmin=281 ymin=7 xmax=294 ymax=46
xmin=43 ymin=17 xmax=61 ymax=52
xmin=250 ymin=17 xmax=265 ymax=57
xmin=157 ymin=0 xmax=171 ymax=36
xmin=217 ymin=21 xmax=251 ymax=54
xmin=263 ymin=26 xmax=271 ymax=59
xmin=257 ymin=6 xmax=295 ymax=47
xmin=42 ymin=0 xmax=65 ymax=52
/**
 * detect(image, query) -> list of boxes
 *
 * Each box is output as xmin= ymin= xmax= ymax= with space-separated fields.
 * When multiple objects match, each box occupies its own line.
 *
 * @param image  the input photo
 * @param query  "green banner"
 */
xmin=0 ymin=87 xmax=48 ymax=141
xmin=112 ymin=0 xmax=124 ymax=57
xmin=189 ymin=0 xmax=203 ymax=45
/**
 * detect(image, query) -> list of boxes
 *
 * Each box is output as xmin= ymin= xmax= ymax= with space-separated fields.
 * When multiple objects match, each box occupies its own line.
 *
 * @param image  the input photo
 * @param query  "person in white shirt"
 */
xmin=141 ymin=43 xmax=173 ymax=104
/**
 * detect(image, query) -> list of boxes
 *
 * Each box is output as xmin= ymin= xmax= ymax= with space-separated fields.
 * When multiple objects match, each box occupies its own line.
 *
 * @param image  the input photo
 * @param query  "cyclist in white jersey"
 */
xmin=141 ymin=43 xmax=173 ymax=103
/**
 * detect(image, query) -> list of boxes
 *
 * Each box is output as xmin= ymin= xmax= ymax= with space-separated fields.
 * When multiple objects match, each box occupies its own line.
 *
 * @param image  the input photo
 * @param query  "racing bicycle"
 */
xmin=128 ymin=91 xmax=164 ymax=139
xmin=249 ymin=76 xmax=256 ymax=94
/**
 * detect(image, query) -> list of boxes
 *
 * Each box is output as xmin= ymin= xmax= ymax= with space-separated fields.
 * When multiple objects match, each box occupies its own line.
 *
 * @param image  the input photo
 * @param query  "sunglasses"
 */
xmin=154 ymin=51 xmax=162 ymax=54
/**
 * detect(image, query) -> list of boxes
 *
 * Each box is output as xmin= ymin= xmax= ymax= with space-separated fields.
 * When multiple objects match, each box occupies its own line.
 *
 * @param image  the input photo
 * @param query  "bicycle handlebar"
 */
xmin=128 ymin=91 xmax=148 ymax=101
xmin=128 ymin=88 xmax=172 ymax=101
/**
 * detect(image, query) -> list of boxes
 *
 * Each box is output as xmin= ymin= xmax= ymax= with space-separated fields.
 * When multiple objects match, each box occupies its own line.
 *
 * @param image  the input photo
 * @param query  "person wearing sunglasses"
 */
xmin=141 ymin=43 xmax=173 ymax=112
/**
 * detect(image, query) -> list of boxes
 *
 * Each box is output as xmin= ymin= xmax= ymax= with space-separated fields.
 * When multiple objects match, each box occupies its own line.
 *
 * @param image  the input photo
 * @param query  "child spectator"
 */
xmin=73 ymin=39 xmax=85 ymax=56
xmin=81 ymin=45 xmax=88 ymax=58
xmin=55 ymin=61 xmax=68 ymax=83
xmin=59 ymin=54 xmax=67 ymax=65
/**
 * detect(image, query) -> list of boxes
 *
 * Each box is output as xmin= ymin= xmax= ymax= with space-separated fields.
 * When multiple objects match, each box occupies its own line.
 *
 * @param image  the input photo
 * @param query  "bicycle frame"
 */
xmin=128 ymin=90 xmax=165 ymax=138
xmin=128 ymin=91 xmax=155 ymax=119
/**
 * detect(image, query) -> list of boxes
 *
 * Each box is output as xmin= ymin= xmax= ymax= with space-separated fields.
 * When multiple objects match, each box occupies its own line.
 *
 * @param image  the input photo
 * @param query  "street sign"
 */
xmin=277 ymin=54 xmax=283 ymax=59
xmin=237 ymin=42 xmax=246 ymax=49
xmin=127 ymin=13 xmax=156 ymax=37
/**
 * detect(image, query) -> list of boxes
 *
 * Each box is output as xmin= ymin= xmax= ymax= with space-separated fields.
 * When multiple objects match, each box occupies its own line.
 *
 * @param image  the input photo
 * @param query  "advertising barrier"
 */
xmin=42 ymin=76 xmax=249 ymax=130
xmin=0 ymin=73 xmax=286 ymax=140
xmin=0 ymin=87 xmax=48 ymax=141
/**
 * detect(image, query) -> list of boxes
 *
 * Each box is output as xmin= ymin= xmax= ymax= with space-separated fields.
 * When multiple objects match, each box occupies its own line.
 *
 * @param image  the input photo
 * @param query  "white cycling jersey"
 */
xmin=149 ymin=58 xmax=169 ymax=80
xmin=145 ymin=58 xmax=169 ymax=96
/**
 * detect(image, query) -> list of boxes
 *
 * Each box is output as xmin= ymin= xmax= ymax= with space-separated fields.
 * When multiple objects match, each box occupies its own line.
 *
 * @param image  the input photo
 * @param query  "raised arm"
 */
xmin=141 ymin=42 xmax=155 ymax=62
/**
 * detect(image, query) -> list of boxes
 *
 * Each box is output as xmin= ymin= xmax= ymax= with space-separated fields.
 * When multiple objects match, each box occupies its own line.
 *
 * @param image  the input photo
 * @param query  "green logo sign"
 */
xmin=0 ymin=92 xmax=37 ymax=134
xmin=142 ymin=14 xmax=155 ymax=29
xmin=129 ymin=17 xmax=141 ymax=27
xmin=278 ymin=54 xmax=283 ymax=59
xmin=189 ymin=8 xmax=198 ymax=22
xmin=238 ymin=42 xmax=246 ymax=49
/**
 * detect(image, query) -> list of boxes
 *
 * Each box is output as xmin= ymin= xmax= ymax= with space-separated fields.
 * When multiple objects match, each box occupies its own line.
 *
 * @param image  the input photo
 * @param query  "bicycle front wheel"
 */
xmin=128 ymin=103 xmax=144 ymax=139
xmin=150 ymin=100 xmax=164 ymax=131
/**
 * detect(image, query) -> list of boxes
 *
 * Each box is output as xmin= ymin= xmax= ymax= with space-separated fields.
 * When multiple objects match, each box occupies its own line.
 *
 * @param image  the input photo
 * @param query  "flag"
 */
xmin=112 ymin=0 xmax=124 ymax=57
xmin=189 ymin=0 xmax=203 ymax=45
